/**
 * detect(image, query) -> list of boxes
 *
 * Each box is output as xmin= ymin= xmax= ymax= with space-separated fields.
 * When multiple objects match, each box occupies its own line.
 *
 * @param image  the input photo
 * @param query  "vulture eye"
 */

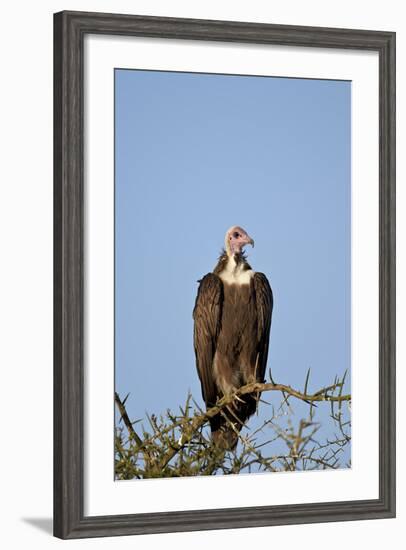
xmin=233 ymin=232 xmax=239 ymax=238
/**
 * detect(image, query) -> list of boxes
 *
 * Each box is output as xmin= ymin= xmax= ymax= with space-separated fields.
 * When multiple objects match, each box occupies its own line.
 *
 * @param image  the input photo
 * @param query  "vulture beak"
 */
xmin=243 ymin=234 xmax=254 ymax=248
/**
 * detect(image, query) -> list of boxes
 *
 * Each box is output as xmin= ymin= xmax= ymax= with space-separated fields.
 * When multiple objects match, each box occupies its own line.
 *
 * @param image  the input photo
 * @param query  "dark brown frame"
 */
xmin=54 ymin=10 xmax=396 ymax=539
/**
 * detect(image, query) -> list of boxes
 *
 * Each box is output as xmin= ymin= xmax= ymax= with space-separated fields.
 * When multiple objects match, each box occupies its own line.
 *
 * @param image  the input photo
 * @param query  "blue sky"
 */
xmin=115 ymin=69 xmax=351 ymax=466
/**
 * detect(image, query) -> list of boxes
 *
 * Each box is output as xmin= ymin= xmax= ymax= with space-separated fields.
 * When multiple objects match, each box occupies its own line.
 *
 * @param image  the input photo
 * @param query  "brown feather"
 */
xmin=193 ymin=257 xmax=273 ymax=450
xmin=192 ymin=274 xmax=223 ymax=408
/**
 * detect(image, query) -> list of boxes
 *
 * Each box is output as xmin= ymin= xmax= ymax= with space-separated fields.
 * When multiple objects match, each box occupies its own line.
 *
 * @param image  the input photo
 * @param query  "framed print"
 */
xmin=54 ymin=11 xmax=396 ymax=539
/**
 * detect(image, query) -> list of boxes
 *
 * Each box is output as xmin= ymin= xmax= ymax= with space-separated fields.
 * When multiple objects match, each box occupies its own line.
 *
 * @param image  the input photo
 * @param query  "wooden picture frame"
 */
xmin=54 ymin=10 xmax=396 ymax=539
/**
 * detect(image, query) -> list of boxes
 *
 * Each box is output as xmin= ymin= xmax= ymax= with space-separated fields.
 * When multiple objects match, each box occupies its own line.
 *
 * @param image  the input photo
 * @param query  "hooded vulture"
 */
xmin=193 ymin=226 xmax=273 ymax=450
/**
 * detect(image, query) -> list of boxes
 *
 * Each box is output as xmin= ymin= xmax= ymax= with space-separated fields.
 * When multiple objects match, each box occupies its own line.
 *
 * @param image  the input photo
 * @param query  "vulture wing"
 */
xmin=193 ymin=273 xmax=223 ymax=407
xmin=253 ymin=272 xmax=273 ymax=382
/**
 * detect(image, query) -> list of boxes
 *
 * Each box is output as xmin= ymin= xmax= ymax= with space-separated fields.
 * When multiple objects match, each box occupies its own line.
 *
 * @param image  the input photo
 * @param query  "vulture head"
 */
xmin=225 ymin=225 xmax=255 ymax=256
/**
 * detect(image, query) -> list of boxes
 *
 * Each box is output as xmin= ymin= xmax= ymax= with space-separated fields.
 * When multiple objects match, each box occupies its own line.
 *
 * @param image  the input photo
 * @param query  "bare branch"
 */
xmin=114 ymin=372 xmax=351 ymax=479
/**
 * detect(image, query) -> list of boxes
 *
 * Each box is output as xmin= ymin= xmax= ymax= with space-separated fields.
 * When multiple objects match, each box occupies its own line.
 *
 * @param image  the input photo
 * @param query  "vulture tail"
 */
xmin=209 ymin=395 xmax=258 ymax=451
